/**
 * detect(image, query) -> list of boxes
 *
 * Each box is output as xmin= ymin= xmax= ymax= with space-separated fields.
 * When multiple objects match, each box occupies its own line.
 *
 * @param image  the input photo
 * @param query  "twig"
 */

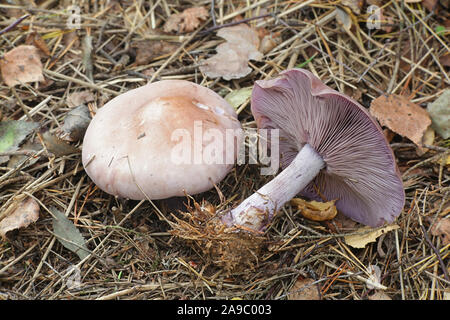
xmin=395 ymin=229 xmax=406 ymax=300
xmin=358 ymin=40 xmax=389 ymax=83
xmin=150 ymin=25 xmax=205 ymax=83
xmin=0 ymin=242 xmax=38 ymax=276
xmin=210 ymin=0 xmax=217 ymax=26
xmin=44 ymin=69 xmax=120 ymax=96
xmin=275 ymin=15 xmax=385 ymax=96
xmin=0 ymin=14 xmax=29 ymax=36
xmin=419 ymin=224 xmax=450 ymax=282
xmin=0 ymin=150 xmax=40 ymax=157
xmin=197 ymin=13 xmax=272 ymax=36
xmin=402 ymin=150 xmax=450 ymax=178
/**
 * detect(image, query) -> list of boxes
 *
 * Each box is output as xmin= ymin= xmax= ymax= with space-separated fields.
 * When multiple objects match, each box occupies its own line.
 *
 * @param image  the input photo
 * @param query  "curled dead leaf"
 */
xmin=366 ymin=265 xmax=382 ymax=290
xmin=0 ymin=45 xmax=44 ymax=87
xmin=291 ymin=198 xmax=338 ymax=222
xmin=431 ymin=217 xmax=450 ymax=245
xmin=67 ymin=90 xmax=95 ymax=108
xmin=164 ymin=7 xmax=208 ymax=33
xmin=370 ymin=94 xmax=432 ymax=151
xmin=58 ymin=104 xmax=92 ymax=142
xmin=0 ymin=197 xmax=39 ymax=239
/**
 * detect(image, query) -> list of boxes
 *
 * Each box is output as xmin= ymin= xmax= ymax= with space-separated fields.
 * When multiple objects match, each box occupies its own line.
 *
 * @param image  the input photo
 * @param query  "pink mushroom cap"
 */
xmin=82 ymin=80 xmax=242 ymax=200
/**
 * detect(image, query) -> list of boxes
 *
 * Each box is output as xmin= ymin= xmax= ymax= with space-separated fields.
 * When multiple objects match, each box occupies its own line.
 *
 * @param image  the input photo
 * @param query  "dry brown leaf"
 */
xmin=256 ymin=28 xmax=281 ymax=54
xmin=287 ymin=277 xmax=320 ymax=300
xmin=370 ymin=94 xmax=432 ymax=150
xmin=58 ymin=104 xmax=92 ymax=142
xmin=25 ymin=32 xmax=51 ymax=56
xmin=0 ymin=197 xmax=39 ymax=239
xmin=431 ymin=217 xmax=450 ymax=245
xmin=440 ymin=52 xmax=450 ymax=67
xmin=0 ymin=45 xmax=44 ymax=87
xmin=200 ymin=24 xmax=263 ymax=80
xmin=42 ymin=131 xmax=79 ymax=156
xmin=333 ymin=211 xmax=359 ymax=230
xmin=344 ymin=224 xmax=399 ymax=248
xmin=133 ymin=40 xmax=179 ymax=65
xmin=67 ymin=90 xmax=95 ymax=108
xmin=164 ymin=7 xmax=208 ymax=33
xmin=291 ymin=198 xmax=338 ymax=222
xmin=422 ymin=0 xmax=439 ymax=11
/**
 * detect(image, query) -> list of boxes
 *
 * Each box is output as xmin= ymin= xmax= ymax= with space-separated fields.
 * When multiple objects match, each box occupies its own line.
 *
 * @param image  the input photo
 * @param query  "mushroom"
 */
xmin=222 ymin=68 xmax=405 ymax=230
xmin=82 ymin=80 xmax=242 ymax=200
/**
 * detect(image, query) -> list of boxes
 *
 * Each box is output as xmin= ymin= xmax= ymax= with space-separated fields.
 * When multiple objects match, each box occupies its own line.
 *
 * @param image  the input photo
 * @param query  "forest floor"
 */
xmin=0 ymin=0 xmax=449 ymax=300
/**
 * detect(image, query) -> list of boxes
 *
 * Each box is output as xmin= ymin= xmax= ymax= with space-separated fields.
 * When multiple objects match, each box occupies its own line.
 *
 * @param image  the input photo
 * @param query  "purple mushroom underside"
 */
xmin=223 ymin=68 xmax=405 ymax=229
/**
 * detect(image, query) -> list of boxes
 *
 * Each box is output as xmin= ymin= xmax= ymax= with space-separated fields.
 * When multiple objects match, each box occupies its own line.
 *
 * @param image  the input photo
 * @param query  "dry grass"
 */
xmin=0 ymin=0 xmax=449 ymax=300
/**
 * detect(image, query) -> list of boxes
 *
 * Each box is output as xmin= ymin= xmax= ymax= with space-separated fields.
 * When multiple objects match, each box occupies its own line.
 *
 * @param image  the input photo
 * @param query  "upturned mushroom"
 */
xmin=222 ymin=68 xmax=405 ymax=230
xmin=82 ymin=80 xmax=242 ymax=200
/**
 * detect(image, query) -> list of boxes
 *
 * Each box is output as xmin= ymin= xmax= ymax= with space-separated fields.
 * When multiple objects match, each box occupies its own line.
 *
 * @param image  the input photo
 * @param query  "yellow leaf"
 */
xmin=42 ymin=29 xmax=73 ymax=40
xmin=225 ymin=87 xmax=252 ymax=110
xmin=436 ymin=155 xmax=450 ymax=166
xmin=291 ymin=198 xmax=337 ymax=222
xmin=344 ymin=224 xmax=399 ymax=249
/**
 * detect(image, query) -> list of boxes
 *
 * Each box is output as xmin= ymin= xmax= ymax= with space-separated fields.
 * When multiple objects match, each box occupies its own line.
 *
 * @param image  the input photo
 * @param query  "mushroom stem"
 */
xmin=223 ymin=143 xmax=325 ymax=231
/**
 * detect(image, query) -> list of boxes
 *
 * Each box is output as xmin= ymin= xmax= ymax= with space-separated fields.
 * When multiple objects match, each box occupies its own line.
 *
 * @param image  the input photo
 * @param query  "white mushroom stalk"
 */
xmin=222 ymin=144 xmax=324 ymax=231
